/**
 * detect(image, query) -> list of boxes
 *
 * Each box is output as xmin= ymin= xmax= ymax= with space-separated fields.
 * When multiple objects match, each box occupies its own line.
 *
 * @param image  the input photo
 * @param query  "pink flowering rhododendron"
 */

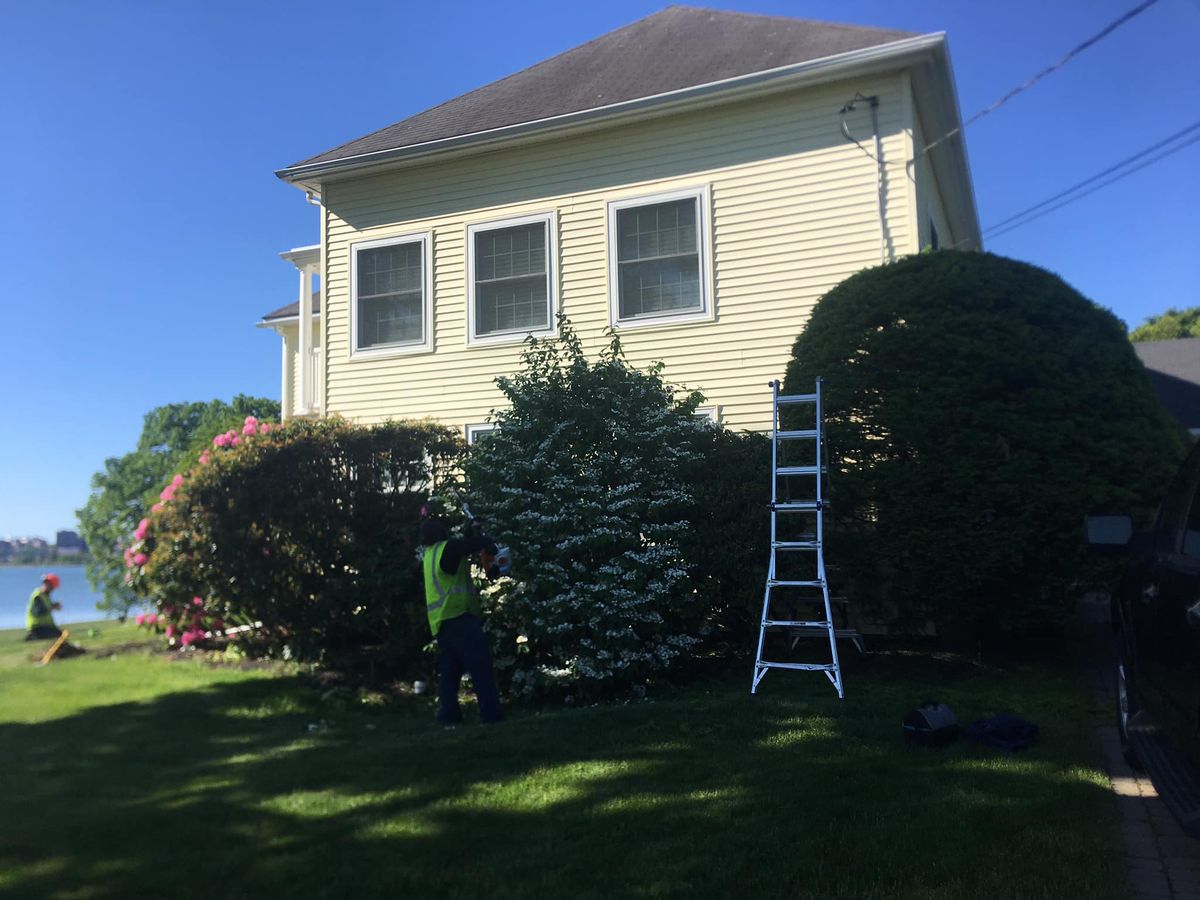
xmin=135 ymin=613 xmax=146 ymax=626
xmin=165 ymin=625 xmax=177 ymax=638
xmin=199 ymin=450 xmax=212 ymax=465
xmin=192 ymin=596 xmax=204 ymax=606
xmin=133 ymin=518 xmax=150 ymax=541
xmin=132 ymin=552 xmax=148 ymax=566
xmin=242 ymin=416 xmax=259 ymax=436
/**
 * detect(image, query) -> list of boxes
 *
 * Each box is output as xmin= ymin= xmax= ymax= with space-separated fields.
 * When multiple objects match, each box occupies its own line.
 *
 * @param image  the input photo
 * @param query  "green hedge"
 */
xmin=785 ymin=250 xmax=1186 ymax=634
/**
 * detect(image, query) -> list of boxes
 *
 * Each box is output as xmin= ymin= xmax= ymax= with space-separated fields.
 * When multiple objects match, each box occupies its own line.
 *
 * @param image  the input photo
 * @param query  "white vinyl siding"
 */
xmin=318 ymin=75 xmax=917 ymax=432
xmin=350 ymin=233 xmax=433 ymax=357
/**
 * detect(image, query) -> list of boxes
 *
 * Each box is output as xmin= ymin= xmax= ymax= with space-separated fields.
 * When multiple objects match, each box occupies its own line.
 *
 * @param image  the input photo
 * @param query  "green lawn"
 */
xmin=0 ymin=623 xmax=1125 ymax=899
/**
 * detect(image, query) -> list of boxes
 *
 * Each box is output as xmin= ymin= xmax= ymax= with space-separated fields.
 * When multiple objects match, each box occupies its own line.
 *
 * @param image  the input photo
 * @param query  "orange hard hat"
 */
xmin=42 ymin=573 xmax=61 ymax=590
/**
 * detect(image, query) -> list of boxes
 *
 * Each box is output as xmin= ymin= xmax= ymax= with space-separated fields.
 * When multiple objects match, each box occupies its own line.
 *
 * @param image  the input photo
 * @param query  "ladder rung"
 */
xmin=776 ymin=394 xmax=818 ymax=405
xmin=768 ymin=579 xmax=824 ymax=588
xmin=776 ymin=465 xmax=825 ymax=476
xmin=762 ymin=619 xmax=830 ymax=629
xmin=755 ymin=661 xmax=837 ymax=672
xmin=775 ymin=429 xmax=818 ymax=440
xmin=772 ymin=501 xmax=821 ymax=511
xmin=772 ymin=540 xmax=819 ymax=550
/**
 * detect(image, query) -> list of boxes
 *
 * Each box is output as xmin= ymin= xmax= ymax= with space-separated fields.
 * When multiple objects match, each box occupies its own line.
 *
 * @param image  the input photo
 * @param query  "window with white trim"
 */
xmin=466 ymin=423 xmax=497 ymax=445
xmin=351 ymin=234 xmax=432 ymax=354
xmin=468 ymin=214 xmax=556 ymax=343
xmin=609 ymin=189 xmax=709 ymax=326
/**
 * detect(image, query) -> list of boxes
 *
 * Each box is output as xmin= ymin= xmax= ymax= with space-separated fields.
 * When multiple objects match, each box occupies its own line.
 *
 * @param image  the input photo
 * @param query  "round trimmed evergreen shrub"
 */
xmin=784 ymin=250 xmax=1187 ymax=634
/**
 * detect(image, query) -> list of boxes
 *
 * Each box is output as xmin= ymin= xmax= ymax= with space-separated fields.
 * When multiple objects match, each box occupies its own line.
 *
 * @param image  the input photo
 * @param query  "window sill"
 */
xmin=349 ymin=341 xmax=435 ymax=361
xmin=466 ymin=326 xmax=558 ymax=348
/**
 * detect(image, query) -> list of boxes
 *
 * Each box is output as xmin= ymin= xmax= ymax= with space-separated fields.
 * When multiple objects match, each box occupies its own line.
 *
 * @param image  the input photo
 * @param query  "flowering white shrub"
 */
xmin=463 ymin=318 xmax=708 ymax=699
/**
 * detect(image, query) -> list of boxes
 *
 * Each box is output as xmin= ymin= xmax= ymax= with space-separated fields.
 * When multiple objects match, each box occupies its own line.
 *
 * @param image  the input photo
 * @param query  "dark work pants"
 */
xmin=25 ymin=625 xmax=62 ymax=641
xmin=436 ymin=614 xmax=502 ymax=724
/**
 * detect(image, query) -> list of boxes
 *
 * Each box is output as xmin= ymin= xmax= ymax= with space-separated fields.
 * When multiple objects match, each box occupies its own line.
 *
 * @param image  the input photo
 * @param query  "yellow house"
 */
xmin=262 ymin=6 xmax=980 ymax=435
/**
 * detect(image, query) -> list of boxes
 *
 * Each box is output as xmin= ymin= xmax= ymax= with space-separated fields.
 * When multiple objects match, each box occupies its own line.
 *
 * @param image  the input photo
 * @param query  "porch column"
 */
xmin=298 ymin=264 xmax=315 ymax=413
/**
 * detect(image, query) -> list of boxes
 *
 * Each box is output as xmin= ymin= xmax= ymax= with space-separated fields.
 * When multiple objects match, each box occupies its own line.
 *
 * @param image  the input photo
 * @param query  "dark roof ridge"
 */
xmin=288 ymin=6 xmax=678 ymax=168
xmin=283 ymin=6 xmax=916 ymax=172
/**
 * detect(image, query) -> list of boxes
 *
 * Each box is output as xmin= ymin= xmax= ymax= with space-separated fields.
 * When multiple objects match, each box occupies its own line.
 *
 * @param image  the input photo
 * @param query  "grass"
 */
xmin=0 ymin=623 xmax=1125 ymax=900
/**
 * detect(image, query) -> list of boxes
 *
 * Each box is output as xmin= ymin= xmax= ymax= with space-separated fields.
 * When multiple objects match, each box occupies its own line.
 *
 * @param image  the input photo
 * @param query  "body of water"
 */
xmin=0 ymin=565 xmax=110 ymax=630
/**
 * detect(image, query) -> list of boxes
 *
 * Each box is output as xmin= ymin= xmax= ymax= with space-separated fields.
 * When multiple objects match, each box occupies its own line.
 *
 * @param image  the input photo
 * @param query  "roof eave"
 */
xmin=276 ymin=32 xmax=946 ymax=189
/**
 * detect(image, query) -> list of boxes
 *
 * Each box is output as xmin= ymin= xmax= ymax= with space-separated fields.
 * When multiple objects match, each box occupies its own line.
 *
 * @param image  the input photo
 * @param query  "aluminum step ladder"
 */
xmin=752 ymin=377 xmax=847 ymax=698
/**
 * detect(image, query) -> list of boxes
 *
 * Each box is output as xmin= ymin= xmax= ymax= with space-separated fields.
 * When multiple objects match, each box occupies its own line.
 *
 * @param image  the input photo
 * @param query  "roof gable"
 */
xmin=286 ymin=6 xmax=913 ymax=170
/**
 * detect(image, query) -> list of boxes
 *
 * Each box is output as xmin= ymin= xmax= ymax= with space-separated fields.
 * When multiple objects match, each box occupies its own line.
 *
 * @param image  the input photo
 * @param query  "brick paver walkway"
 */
xmin=1081 ymin=594 xmax=1200 ymax=898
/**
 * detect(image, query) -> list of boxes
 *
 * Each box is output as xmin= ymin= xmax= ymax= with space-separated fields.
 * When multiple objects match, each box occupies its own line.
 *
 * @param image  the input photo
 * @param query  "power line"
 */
xmin=917 ymin=0 xmax=1162 ymax=159
xmin=985 ymin=128 xmax=1200 ymax=240
xmin=985 ymin=118 xmax=1200 ymax=233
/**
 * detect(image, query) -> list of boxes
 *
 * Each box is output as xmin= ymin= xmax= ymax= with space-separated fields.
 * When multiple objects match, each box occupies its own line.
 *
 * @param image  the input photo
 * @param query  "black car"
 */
xmin=1088 ymin=439 xmax=1200 ymax=834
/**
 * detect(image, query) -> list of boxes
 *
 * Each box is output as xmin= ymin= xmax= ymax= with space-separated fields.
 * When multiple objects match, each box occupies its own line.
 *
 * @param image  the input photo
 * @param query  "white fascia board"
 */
xmin=280 ymin=244 xmax=321 ymax=268
xmin=908 ymin=38 xmax=982 ymax=249
xmin=276 ymin=33 xmax=946 ymax=188
xmin=256 ymin=312 xmax=321 ymax=329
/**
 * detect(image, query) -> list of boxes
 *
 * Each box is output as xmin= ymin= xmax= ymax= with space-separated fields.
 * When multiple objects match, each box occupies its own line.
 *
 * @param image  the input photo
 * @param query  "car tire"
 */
xmin=1116 ymin=639 xmax=1142 ymax=771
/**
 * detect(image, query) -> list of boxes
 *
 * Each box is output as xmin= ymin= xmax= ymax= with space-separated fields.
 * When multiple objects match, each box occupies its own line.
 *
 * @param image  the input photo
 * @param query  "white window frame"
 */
xmin=467 ymin=212 xmax=558 ymax=347
xmin=694 ymin=405 xmax=722 ymax=425
xmin=607 ymin=186 xmax=714 ymax=330
xmin=465 ymin=423 xmax=498 ymax=445
xmin=349 ymin=232 xmax=434 ymax=358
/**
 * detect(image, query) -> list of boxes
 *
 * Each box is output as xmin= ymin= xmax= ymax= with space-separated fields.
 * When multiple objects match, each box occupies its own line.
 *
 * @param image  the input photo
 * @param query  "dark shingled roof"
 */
xmin=1134 ymin=338 xmax=1200 ymax=431
xmin=262 ymin=291 xmax=321 ymax=323
xmin=287 ymin=6 xmax=914 ymax=170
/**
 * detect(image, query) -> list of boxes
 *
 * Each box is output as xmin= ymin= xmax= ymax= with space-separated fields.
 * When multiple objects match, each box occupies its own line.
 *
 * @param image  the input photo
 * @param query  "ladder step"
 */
xmin=772 ymin=501 xmax=821 ymax=511
xmin=776 ymin=465 xmax=825 ymax=476
xmin=776 ymin=394 xmax=818 ymax=405
xmin=775 ymin=429 xmax=819 ymax=440
xmin=755 ymin=661 xmax=838 ymax=672
xmin=767 ymin=579 xmax=824 ymax=588
xmin=772 ymin=540 xmax=819 ymax=550
xmin=762 ymin=619 xmax=831 ymax=629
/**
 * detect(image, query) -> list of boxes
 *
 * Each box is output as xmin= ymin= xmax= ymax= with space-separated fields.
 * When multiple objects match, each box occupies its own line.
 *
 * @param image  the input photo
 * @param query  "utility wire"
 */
xmin=916 ymin=0 xmax=1161 ymax=159
xmin=985 ymin=128 xmax=1200 ymax=240
xmin=986 ymin=119 xmax=1200 ymax=233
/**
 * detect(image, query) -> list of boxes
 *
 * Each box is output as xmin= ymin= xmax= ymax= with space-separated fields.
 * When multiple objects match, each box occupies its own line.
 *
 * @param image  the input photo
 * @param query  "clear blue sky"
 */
xmin=1 ymin=0 xmax=1197 ymax=539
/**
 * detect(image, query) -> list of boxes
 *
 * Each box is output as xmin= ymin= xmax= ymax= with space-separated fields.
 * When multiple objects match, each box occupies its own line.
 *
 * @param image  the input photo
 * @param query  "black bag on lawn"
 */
xmin=964 ymin=714 xmax=1039 ymax=752
xmin=903 ymin=702 xmax=959 ymax=746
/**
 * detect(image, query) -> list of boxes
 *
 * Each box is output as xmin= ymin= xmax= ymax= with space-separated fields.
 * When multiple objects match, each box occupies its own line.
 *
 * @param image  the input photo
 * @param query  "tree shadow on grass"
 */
xmin=0 ymin=663 xmax=1125 ymax=900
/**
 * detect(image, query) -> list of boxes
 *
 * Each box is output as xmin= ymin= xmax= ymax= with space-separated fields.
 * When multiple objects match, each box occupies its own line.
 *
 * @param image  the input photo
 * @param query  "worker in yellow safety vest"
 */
xmin=421 ymin=513 xmax=503 ymax=725
xmin=25 ymin=573 xmax=63 ymax=641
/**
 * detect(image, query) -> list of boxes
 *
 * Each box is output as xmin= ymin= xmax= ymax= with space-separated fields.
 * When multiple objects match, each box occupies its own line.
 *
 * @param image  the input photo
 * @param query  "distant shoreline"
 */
xmin=0 ymin=564 xmax=89 ymax=571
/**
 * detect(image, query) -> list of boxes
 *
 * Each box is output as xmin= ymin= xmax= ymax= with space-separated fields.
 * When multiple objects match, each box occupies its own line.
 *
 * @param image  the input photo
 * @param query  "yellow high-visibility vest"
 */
xmin=26 ymin=589 xmax=56 ymax=631
xmin=422 ymin=541 xmax=480 ymax=636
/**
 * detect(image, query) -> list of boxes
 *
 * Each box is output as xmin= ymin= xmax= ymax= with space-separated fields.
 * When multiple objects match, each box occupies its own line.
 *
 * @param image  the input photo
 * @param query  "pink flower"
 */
xmin=242 ymin=416 xmax=259 ymax=436
xmin=135 ymin=613 xmax=146 ymax=626
xmin=244 ymin=416 xmax=258 ymax=427
xmin=165 ymin=625 xmax=177 ymax=638
xmin=260 ymin=423 xmax=274 ymax=434
xmin=151 ymin=502 xmax=164 ymax=513
xmin=231 ymin=435 xmax=241 ymax=447
xmin=192 ymin=596 xmax=204 ymax=606
xmin=171 ymin=474 xmax=184 ymax=487
xmin=199 ymin=450 xmax=211 ymax=465
xmin=180 ymin=631 xmax=196 ymax=647
xmin=145 ymin=613 xmax=158 ymax=625
xmin=133 ymin=552 xmax=148 ymax=566
xmin=123 ymin=547 xmax=134 ymax=566
xmin=213 ymin=434 xmax=229 ymax=448
xmin=159 ymin=484 xmax=176 ymax=502
xmin=133 ymin=518 xmax=149 ymax=541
